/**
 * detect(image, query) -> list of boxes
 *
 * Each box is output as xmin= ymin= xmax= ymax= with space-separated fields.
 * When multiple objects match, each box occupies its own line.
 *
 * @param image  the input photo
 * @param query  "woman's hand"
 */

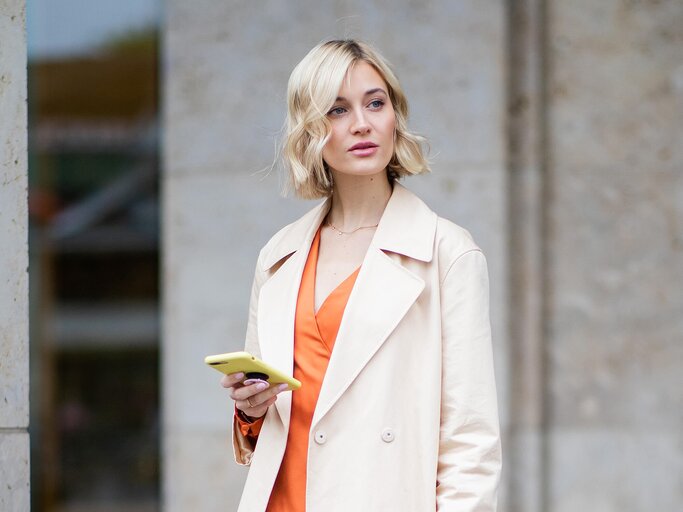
xmin=221 ymin=373 xmax=288 ymax=420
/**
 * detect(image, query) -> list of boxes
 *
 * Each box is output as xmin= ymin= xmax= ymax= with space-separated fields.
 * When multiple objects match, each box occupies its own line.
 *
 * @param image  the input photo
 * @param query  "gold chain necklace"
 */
xmin=326 ymin=220 xmax=379 ymax=236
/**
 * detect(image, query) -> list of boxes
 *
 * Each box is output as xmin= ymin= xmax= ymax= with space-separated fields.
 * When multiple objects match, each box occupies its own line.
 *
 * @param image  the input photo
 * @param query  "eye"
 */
xmin=327 ymin=106 xmax=346 ymax=116
xmin=368 ymin=99 xmax=385 ymax=109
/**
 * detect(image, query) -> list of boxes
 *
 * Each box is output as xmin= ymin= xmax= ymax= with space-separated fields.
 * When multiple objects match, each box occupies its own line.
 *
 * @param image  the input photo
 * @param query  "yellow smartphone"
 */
xmin=204 ymin=351 xmax=301 ymax=390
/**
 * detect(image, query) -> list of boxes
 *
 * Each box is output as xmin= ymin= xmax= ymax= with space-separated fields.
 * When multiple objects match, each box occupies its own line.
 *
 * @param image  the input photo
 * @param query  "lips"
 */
xmin=348 ymin=141 xmax=378 ymax=151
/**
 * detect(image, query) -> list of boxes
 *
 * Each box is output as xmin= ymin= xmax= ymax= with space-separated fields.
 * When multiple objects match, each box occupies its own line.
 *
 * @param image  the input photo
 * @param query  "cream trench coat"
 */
xmin=232 ymin=183 xmax=501 ymax=512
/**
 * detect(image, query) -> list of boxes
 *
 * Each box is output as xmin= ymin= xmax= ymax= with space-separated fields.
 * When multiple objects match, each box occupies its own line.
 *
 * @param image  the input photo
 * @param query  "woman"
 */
xmin=220 ymin=39 xmax=501 ymax=511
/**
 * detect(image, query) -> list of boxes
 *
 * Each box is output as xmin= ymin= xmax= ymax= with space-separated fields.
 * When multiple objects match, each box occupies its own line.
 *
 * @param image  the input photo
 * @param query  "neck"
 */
xmin=326 ymin=170 xmax=393 ymax=230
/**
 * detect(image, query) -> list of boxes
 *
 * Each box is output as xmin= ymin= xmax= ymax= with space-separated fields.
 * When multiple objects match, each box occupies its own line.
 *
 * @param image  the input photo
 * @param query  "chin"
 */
xmin=341 ymin=161 xmax=390 ymax=177
xmin=340 ymin=169 xmax=387 ymax=179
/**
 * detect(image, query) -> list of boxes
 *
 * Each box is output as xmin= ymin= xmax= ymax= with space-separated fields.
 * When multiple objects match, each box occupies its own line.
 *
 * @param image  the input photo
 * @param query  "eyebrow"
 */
xmin=335 ymin=88 xmax=387 ymax=102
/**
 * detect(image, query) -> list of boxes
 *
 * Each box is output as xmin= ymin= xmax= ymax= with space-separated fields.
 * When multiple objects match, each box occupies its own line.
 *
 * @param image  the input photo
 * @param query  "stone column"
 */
xmin=506 ymin=1 xmax=683 ymax=510
xmin=506 ymin=0 xmax=548 ymax=510
xmin=0 ymin=1 xmax=30 ymax=510
xmin=543 ymin=1 xmax=683 ymax=510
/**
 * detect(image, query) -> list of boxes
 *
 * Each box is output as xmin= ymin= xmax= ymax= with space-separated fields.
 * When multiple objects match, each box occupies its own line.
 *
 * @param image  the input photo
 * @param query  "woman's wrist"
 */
xmin=236 ymin=407 xmax=263 ymax=424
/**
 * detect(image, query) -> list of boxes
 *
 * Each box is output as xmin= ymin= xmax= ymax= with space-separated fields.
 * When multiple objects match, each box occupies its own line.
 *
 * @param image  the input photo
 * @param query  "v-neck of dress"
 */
xmin=311 ymin=228 xmax=361 ymax=315
xmin=315 ymin=265 xmax=361 ymax=317
xmin=308 ymin=227 xmax=361 ymax=353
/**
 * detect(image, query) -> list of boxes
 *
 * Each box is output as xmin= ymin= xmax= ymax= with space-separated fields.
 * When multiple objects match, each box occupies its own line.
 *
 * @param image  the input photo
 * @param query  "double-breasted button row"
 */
xmin=313 ymin=429 xmax=395 ymax=444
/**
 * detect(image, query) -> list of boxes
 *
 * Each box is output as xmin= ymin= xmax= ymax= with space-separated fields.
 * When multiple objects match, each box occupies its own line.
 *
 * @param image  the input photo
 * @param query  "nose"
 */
xmin=350 ymin=108 xmax=371 ymax=135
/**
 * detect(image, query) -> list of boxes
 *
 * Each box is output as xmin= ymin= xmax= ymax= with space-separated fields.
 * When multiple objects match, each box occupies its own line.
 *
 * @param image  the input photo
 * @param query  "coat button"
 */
xmin=381 ymin=428 xmax=395 ymax=443
xmin=314 ymin=431 xmax=327 ymax=445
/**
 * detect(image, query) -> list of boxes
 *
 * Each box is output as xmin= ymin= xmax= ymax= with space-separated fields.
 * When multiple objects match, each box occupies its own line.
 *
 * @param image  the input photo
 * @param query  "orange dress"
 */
xmin=236 ymin=226 xmax=360 ymax=512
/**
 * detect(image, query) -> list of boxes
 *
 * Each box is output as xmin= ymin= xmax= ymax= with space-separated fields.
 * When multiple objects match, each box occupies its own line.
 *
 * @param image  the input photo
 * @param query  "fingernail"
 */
xmin=278 ymin=383 xmax=289 ymax=391
xmin=233 ymin=372 xmax=245 ymax=380
xmin=256 ymin=382 xmax=268 ymax=391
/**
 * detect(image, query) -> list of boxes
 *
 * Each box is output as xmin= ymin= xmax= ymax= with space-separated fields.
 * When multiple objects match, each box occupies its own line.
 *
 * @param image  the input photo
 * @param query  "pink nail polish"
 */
xmin=278 ymin=383 xmax=289 ymax=391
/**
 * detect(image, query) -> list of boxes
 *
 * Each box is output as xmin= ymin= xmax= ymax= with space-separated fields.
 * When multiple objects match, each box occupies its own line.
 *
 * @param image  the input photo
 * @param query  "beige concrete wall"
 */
xmin=0 ymin=0 xmax=30 ymax=510
xmin=506 ymin=1 xmax=683 ymax=510
xmin=543 ymin=1 xmax=683 ymax=510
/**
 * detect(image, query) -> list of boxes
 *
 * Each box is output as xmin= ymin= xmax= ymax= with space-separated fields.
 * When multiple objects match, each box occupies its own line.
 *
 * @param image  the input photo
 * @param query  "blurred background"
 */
xmin=27 ymin=1 xmax=160 ymax=510
xmin=1 ymin=0 xmax=680 ymax=511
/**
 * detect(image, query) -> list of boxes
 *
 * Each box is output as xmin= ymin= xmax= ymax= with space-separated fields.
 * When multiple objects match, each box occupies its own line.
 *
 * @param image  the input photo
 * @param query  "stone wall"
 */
xmin=506 ymin=1 xmax=683 ymax=510
xmin=0 ymin=1 xmax=30 ymax=510
xmin=163 ymin=0 xmax=682 ymax=510
xmin=543 ymin=1 xmax=683 ymax=510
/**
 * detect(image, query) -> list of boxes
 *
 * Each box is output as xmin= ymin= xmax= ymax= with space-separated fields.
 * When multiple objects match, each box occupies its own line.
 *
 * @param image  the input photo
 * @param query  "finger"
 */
xmin=234 ymin=382 xmax=287 ymax=415
xmin=255 ymin=395 xmax=278 ymax=412
xmin=220 ymin=372 xmax=245 ymax=388
xmin=232 ymin=382 xmax=289 ymax=408
xmin=230 ymin=380 xmax=269 ymax=401
xmin=237 ymin=394 xmax=278 ymax=419
xmin=246 ymin=383 xmax=288 ymax=408
xmin=253 ymin=383 xmax=289 ymax=402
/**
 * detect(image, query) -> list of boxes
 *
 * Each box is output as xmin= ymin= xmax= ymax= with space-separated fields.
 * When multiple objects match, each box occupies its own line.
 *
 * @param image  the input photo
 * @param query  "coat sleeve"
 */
xmin=232 ymin=250 xmax=268 ymax=466
xmin=436 ymin=249 xmax=502 ymax=511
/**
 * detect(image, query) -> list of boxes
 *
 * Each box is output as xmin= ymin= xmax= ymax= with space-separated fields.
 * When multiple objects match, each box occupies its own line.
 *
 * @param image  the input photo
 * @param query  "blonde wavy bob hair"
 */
xmin=283 ymin=39 xmax=430 ymax=199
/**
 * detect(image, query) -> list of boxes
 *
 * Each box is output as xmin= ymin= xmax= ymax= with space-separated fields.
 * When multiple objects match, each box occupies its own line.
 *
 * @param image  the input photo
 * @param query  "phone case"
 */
xmin=204 ymin=351 xmax=302 ymax=390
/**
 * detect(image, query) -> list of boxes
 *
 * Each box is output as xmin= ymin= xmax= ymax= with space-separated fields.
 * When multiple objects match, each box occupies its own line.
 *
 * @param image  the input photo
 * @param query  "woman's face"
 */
xmin=322 ymin=61 xmax=396 ymax=180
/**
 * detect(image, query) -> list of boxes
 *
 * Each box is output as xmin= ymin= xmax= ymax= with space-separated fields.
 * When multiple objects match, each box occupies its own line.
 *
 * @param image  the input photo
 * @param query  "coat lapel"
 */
xmin=257 ymin=252 xmax=301 ymax=430
xmin=257 ymin=199 xmax=330 ymax=430
xmin=311 ymin=183 xmax=438 ymax=428
xmin=311 ymin=247 xmax=425 ymax=427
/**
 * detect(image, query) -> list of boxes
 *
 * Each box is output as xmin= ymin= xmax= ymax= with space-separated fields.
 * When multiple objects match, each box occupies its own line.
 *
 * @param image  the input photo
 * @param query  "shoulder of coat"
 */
xmin=257 ymin=199 xmax=329 ymax=271
xmin=434 ymin=216 xmax=482 ymax=268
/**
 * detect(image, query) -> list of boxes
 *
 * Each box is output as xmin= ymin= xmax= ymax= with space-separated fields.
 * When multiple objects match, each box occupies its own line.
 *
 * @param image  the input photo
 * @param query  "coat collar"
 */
xmin=261 ymin=182 xmax=437 ymax=271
